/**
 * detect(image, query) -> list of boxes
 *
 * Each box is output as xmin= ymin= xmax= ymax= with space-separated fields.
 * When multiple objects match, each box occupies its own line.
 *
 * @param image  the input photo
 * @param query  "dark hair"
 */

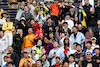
xmin=87 ymin=41 xmax=92 ymax=45
xmin=64 ymin=38 xmax=70 ymax=50
xmin=72 ymin=26 xmax=78 ymax=29
xmin=44 ymin=35 xmax=50 ymax=40
xmin=47 ymin=17 xmax=52 ymax=21
xmin=36 ymin=59 xmax=42 ymax=63
xmin=69 ymin=54 xmax=74 ymax=58
xmin=8 ymin=62 xmax=14 ymax=65
xmin=73 ymin=42 xmax=78 ymax=45
xmin=76 ymin=44 xmax=81 ymax=47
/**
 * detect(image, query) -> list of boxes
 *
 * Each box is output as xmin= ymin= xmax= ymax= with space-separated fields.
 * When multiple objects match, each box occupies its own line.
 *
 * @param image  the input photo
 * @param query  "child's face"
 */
xmin=95 ymin=49 xmax=100 ymax=54
xmin=68 ymin=56 xmax=74 ymax=63
xmin=56 ymin=58 xmax=60 ymax=64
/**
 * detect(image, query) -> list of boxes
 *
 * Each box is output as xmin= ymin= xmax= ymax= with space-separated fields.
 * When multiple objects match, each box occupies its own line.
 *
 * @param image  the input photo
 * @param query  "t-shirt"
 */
xmin=0 ymin=38 xmax=1 ymax=51
xmin=11 ymin=52 xmax=20 ymax=67
xmin=82 ymin=60 xmax=98 ymax=67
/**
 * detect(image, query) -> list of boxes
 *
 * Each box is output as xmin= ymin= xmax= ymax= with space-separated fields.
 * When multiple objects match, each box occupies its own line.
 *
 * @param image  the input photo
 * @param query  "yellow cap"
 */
xmin=24 ymin=50 xmax=29 ymax=54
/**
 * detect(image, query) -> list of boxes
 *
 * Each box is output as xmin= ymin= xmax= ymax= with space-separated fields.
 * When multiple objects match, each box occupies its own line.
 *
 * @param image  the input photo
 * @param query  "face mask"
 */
xmin=79 ymin=9 xmax=82 ymax=13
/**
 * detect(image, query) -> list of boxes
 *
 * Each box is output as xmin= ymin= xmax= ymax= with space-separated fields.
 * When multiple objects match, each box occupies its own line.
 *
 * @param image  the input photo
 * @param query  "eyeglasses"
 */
xmin=86 ymin=54 xmax=91 ymax=55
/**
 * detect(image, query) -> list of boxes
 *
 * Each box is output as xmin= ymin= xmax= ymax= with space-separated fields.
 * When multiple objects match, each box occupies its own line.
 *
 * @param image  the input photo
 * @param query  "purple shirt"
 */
xmin=44 ymin=43 xmax=54 ymax=55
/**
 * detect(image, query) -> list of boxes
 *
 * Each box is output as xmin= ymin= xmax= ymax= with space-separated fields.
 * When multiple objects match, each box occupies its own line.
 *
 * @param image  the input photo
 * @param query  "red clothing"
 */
xmin=49 ymin=3 xmax=60 ymax=17
xmin=34 ymin=22 xmax=44 ymax=39
xmin=64 ymin=50 xmax=69 ymax=54
xmin=55 ymin=63 xmax=61 ymax=67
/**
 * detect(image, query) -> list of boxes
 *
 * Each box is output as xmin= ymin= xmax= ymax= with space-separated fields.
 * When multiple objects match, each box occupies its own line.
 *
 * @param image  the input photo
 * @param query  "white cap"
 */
xmin=21 ymin=17 xmax=26 ymax=21
xmin=91 ymin=37 xmax=97 ymax=40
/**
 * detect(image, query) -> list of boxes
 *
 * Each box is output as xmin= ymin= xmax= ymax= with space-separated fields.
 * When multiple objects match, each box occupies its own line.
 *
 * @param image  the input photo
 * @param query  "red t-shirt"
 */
xmin=55 ymin=63 xmax=61 ymax=67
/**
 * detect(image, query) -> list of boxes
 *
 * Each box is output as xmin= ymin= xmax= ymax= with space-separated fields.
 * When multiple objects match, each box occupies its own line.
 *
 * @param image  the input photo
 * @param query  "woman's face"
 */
xmin=41 ymin=55 xmax=46 ymax=62
xmin=39 ymin=23 xmax=43 ymax=28
xmin=65 ymin=39 xmax=69 ymax=44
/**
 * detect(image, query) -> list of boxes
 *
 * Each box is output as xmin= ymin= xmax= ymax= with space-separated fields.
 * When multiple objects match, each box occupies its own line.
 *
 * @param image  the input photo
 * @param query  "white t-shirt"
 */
xmin=0 ymin=39 xmax=1 ymax=51
xmin=91 ymin=44 xmax=99 ymax=49
xmin=69 ymin=62 xmax=79 ymax=67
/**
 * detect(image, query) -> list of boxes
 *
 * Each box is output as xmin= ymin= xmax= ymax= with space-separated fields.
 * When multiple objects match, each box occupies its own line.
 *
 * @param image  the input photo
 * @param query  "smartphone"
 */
xmin=54 ymin=52 xmax=56 ymax=54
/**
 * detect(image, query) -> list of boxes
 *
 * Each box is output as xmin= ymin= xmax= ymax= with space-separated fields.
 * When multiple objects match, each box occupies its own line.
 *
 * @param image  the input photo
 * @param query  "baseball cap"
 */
xmin=6 ymin=15 xmax=10 ymax=18
xmin=71 ymin=5 xmax=75 ymax=9
xmin=21 ymin=17 xmax=26 ymax=21
xmin=69 ymin=0 xmax=74 ymax=3
xmin=24 ymin=50 xmax=29 ymax=54
xmin=63 ymin=22 xmax=68 ymax=24
xmin=91 ymin=37 xmax=97 ymax=40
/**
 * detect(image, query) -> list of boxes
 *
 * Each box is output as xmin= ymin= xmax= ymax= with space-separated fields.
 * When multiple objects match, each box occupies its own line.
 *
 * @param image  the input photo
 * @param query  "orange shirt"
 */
xmin=49 ymin=4 xmax=60 ymax=17
xmin=19 ymin=57 xmax=33 ymax=67
xmin=22 ymin=34 xmax=36 ymax=50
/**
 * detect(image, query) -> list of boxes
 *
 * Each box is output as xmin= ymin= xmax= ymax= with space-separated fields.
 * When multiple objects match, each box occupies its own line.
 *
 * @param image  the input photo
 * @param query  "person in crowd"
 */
xmin=93 ymin=47 xmax=100 ymax=67
xmin=52 ymin=56 xmax=62 ymax=67
xmin=49 ymin=0 xmax=60 ymax=26
xmin=44 ymin=36 xmax=53 ymax=55
xmin=8 ymin=46 xmax=20 ymax=67
xmin=93 ymin=19 xmax=100 ymax=45
xmin=69 ymin=6 xmax=76 ymax=20
xmin=41 ymin=54 xmax=50 ymax=67
xmin=41 ymin=48 xmax=46 ymax=55
xmin=44 ymin=0 xmax=54 ymax=8
xmin=4 ymin=56 xmax=16 ymax=67
xmin=78 ymin=23 xmax=87 ymax=35
xmin=70 ymin=26 xmax=86 ymax=49
xmin=0 ymin=31 xmax=8 ymax=66
xmin=68 ymin=54 xmax=78 ymax=67
xmin=82 ymin=0 xmax=92 ymax=14
xmin=77 ymin=7 xmax=87 ymax=28
xmin=2 ymin=15 xmax=13 ymax=46
xmin=34 ymin=22 xmax=44 ymax=39
xmin=74 ymin=44 xmax=85 ymax=64
xmin=19 ymin=50 xmax=33 ymax=67
xmin=32 ymin=39 xmax=43 ymax=58
xmin=15 ymin=1 xmax=25 ymax=26
xmin=36 ymin=60 xmax=42 ymax=67
xmin=31 ymin=50 xmax=39 ymax=64
xmin=61 ymin=22 xmax=71 ymax=37
xmin=74 ymin=16 xmax=79 ymax=26
xmin=35 ymin=11 xmax=46 ymax=24
xmin=95 ymin=1 xmax=100 ymax=18
xmin=12 ymin=29 xmax=23 ymax=58
xmin=49 ymin=41 xmax=65 ymax=66
xmin=49 ymin=32 xmax=55 ymax=43
xmin=8 ymin=62 xmax=15 ymax=67
xmin=63 ymin=62 xmax=69 ymax=67
xmin=44 ymin=17 xmax=55 ymax=35
xmin=61 ymin=15 xmax=74 ymax=30
xmin=0 ymin=8 xmax=4 ymax=19
xmin=22 ymin=28 xmax=36 ymax=53
xmin=59 ymin=0 xmax=70 ymax=20
xmin=28 ymin=0 xmax=37 ymax=20
xmin=81 ymin=52 xmax=98 ymax=67
xmin=30 ymin=18 xmax=36 ymax=34
xmin=21 ymin=6 xmax=33 ymax=27
xmin=17 ymin=17 xmax=28 ymax=36
xmin=82 ymin=0 xmax=94 ymax=8
xmin=83 ymin=41 xmax=95 ymax=56
xmin=36 ymin=1 xmax=49 ymax=17
xmin=0 ymin=11 xmax=7 ymax=30
xmin=91 ymin=37 xmax=99 ymax=49
xmin=87 ymin=8 xmax=98 ymax=40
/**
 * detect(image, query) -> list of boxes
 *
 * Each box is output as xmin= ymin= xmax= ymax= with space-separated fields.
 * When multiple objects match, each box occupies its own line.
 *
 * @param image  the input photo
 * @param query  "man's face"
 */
xmin=84 ymin=0 xmax=89 ymax=5
xmin=68 ymin=56 xmax=74 ymax=63
xmin=72 ymin=27 xmax=77 ymax=33
xmin=36 ymin=61 xmax=42 ymax=67
xmin=6 ymin=17 xmax=10 ymax=21
xmin=86 ymin=52 xmax=92 ymax=59
xmin=97 ymin=20 xmax=100 ymax=25
xmin=95 ymin=49 xmax=100 ymax=55
xmin=8 ymin=63 xmax=13 ymax=67
xmin=28 ymin=28 xmax=33 ymax=34
xmin=24 ymin=53 xmax=29 ymax=58
xmin=53 ymin=42 xmax=59 ymax=48
xmin=8 ymin=47 xmax=13 ymax=53
xmin=24 ymin=6 xmax=29 ymax=12
xmin=63 ymin=23 xmax=68 ymax=28
xmin=76 ymin=45 xmax=82 ymax=52
xmin=44 ymin=37 xmax=49 ymax=44
xmin=3 ymin=13 xmax=7 ymax=17
xmin=55 ymin=1 xmax=58 ymax=4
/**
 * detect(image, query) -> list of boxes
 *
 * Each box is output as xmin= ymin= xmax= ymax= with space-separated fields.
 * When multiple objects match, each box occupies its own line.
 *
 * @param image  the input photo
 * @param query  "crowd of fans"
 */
xmin=0 ymin=0 xmax=100 ymax=67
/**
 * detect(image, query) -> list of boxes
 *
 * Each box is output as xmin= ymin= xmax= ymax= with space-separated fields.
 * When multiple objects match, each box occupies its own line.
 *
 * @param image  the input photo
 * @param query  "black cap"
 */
xmin=63 ymin=22 xmax=68 ymax=24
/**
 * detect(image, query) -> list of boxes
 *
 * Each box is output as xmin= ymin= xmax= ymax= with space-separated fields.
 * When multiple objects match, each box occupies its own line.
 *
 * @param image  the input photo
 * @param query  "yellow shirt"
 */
xmin=19 ymin=57 xmax=33 ymax=67
xmin=0 ymin=9 xmax=4 ymax=18
xmin=2 ymin=22 xmax=13 ymax=33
